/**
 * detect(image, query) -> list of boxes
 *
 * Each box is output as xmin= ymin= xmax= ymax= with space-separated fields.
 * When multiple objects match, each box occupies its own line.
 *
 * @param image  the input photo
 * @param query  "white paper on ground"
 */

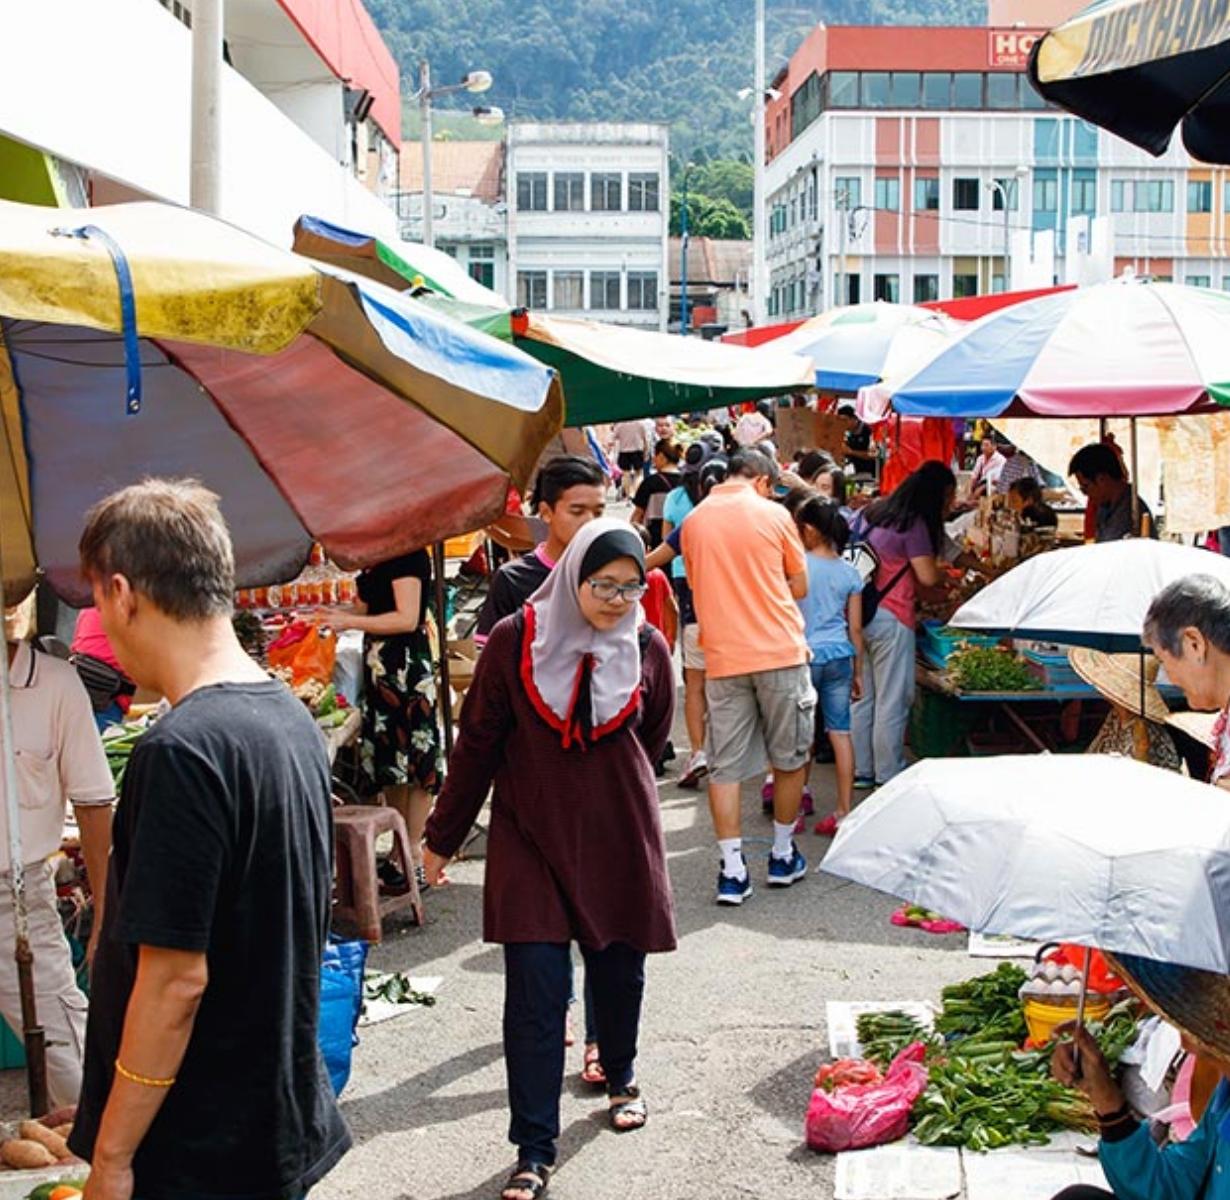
xmin=835 ymin=1140 xmax=962 ymax=1200
xmin=963 ymin=1139 xmax=1107 ymax=1200
xmin=826 ymin=1000 xmax=936 ymax=1060
xmin=967 ymin=931 xmax=1040 ymax=959
xmin=359 ymin=975 xmax=443 ymax=1026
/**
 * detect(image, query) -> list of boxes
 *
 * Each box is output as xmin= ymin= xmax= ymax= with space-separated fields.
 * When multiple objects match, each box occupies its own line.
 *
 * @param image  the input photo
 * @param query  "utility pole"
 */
xmin=420 ymin=60 xmax=435 ymax=248
xmin=680 ymin=166 xmax=690 ymax=335
xmin=189 ymin=0 xmax=223 ymax=214
xmin=836 ymin=187 xmax=848 ymax=309
xmin=752 ymin=0 xmax=767 ymax=325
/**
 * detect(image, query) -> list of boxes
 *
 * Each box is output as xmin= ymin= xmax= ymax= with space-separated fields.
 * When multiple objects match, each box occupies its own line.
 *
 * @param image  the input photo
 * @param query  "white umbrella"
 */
xmin=822 ymin=754 xmax=1230 ymax=973
xmin=950 ymin=539 xmax=1230 ymax=652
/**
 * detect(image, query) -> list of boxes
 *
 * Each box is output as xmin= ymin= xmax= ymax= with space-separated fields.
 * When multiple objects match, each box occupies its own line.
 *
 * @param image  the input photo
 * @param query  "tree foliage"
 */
xmin=370 ymin=0 xmax=983 ymax=161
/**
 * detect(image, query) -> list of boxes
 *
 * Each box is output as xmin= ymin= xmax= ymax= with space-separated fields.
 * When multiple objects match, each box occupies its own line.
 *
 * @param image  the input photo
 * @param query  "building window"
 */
xmin=517 ymin=173 xmax=548 ymax=211
xmin=953 ymin=72 xmax=983 ymax=108
xmin=1225 ymin=181 xmax=1230 ymax=212
xmin=913 ymin=274 xmax=939 ymax=303
xmin=1034 ymin=177 xmax=1059 ymax=213
xmin=627 ymin=271 xmax=658 ymax=311
xmin=1112 ymin=180 xmax=1129 ymax=212
xmin=791 ymin=71 xmax=823 ymax=139
xmin=1134 ymin=179 xmax=1174 ymax=212
xmin=891 ymin=71 xmax=921 ymax=107
xmin=552 ymin=271 xmax=583 ymax=309
xmin=554 ymin=172 xmax=584 ymax=211
xmin=953 ymin=178 xmax=980 ymax=211
xmin=836 ymin=177 xmax=861 ymax=211
xmin=590 ymin=270 xmax=621 ymax=310
xmin=863 ymin=72 xmax=891 ymax=108
xmin=628 ymin=173 xmax=660 ymax=212
xmin=874 ymin=178 xmax=900 ymax=211
xmin=835 ymin=273 xmax=861 ymax=305
xmin=591 ymin=174 xmax=622 ymax=212
xmin=517 ymin=270 xmax=547 ymax=309
xmin=468 ymin=244 xmax=495 ymax=289
xmin=990 ymin=178 xmax=1020 ymax=211
xmin=986 ymin=73 xmax=1019 ymax=109
xmin=922 ymin=72 xmax=951 ymax=108
xmin=1188 ymin=180 xmax=1213 ymax=213
xmin=830 ymin=71 xmax=859 ymax=108
xmin=1071 ymin=176 xmax=1097 ymax=215
xmin=1188 ymin=274 xmax=1212 ymax=288
xmin=914 ymin=177 xmax=940 ymax=211
xmin=1021 ymin=80 xmax=1049 ymax=109
xmin=1223 ymin=276 xmax=1230 ymax=291
xmin=953 ymin=272 xmax=979 ymax=298
xmin=873 ymin=273 xmax=900 ymax=303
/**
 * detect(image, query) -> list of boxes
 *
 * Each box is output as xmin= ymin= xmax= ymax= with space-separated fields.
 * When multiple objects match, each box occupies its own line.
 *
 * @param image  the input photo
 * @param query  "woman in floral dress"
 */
xmin=328 ymin=549 xmax=442 ymax=884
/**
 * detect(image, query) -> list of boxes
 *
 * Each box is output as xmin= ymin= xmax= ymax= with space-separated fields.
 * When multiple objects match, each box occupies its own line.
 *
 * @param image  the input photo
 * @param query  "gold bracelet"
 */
xmin=114 ymin=1059 xmax=176 ymax=1088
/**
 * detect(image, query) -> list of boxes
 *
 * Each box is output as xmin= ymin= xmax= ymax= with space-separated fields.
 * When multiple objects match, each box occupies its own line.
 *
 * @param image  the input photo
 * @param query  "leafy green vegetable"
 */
xmin=856 ymin=1010 xmax=936 ymax=1067
xmin=948 ymin=646 xmax=1040 ymax=693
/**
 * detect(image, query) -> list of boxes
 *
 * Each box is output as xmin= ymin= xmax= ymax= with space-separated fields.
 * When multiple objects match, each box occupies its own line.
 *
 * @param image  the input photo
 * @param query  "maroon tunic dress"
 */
xmin=424 ymin=611 xmax=677 ymax=954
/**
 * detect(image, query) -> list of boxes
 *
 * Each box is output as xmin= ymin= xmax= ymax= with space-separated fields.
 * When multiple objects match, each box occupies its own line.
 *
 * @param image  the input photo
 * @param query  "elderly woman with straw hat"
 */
xmin=1048 ymin=954 xmax=1230 ymax=1200
xmin=1143 ymin=576 xmax=1230 ymax=792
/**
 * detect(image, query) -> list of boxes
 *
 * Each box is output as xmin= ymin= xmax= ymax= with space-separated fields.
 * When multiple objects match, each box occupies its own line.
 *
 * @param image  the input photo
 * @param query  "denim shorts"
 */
xmin=811 ymin=656 xmax=854 ymax=734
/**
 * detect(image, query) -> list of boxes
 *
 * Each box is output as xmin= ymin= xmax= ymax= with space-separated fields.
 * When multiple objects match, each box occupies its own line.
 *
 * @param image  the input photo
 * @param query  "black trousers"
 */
xmin=503 ymin=941 xmax=646 ymax=1166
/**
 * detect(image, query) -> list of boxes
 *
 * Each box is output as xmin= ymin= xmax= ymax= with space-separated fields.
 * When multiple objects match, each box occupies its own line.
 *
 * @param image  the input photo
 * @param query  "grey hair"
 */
xmin=79 ymin=478 xmax=235 ymax=621
xmin=1143 ymin=574 xmax=1230 ymax=656
xmin=728 ymin=446 xmax=779 ymax=483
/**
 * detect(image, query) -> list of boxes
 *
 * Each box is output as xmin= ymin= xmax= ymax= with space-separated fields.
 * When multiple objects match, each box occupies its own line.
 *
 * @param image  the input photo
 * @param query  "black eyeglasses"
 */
xmin=586 ymin=577 xmax=648 ymax=604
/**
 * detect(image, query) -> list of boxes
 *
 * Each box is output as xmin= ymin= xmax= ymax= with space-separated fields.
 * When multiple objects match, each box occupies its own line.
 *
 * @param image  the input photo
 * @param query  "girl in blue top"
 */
xmin=795 ymin=497 xmax=864 ymax=836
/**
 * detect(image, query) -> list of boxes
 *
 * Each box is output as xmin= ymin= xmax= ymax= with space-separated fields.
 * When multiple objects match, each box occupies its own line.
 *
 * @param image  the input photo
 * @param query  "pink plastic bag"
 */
xmin=805 ymin=1043 xmax=930 ymax=1153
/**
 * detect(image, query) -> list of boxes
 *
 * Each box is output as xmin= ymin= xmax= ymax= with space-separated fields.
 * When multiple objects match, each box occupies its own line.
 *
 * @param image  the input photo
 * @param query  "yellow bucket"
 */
xmin=1023 ymin=995 xmax=1111 ymax=1044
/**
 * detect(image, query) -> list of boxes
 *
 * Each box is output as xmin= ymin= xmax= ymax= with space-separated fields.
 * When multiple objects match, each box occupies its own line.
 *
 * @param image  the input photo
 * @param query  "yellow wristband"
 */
xmin=114 ymin=1059 xmax=176 ymax=1088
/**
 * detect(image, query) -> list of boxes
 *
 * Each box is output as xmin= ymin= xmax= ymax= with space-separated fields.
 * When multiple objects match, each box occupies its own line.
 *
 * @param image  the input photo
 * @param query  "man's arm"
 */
xmin=73 ymin=803 xmax=113 ymax=964
xmin=84 ymin=946 xmax=209 ymax=1200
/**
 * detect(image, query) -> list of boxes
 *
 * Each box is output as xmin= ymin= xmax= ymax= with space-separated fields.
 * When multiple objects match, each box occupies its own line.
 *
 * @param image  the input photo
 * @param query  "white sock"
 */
xmin=718 ymin=838 xmax=746 ymax=878
xmin=772 ymin=821 xmax=796 ymax=860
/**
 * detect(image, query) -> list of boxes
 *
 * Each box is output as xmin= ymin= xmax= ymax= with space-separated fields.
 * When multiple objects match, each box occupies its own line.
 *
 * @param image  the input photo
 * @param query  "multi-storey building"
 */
xmin=0 ymin=0 xmax=400 ymax=243
xmin=397 ymin=141 xmax=509 ymax=297
xmin=506 ymin=122 xmax=670 ymax=330
xmin=763 ymin=22 xmax=1230 ymax=319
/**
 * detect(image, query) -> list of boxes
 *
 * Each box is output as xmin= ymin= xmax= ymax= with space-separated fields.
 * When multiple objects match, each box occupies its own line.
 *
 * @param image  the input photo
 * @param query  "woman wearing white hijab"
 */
xmin=424 ymin=518 xmax=676 ymax=1200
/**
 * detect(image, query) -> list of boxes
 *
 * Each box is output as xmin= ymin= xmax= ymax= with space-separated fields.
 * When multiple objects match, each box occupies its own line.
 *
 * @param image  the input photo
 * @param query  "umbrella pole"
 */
xmin=0 ymin=584 xmax=48 ymax=1118
xmin=1073 ymin=944 xmax=1093 ymax=1070
xmin=432 ymin=543 xmax=454 ymax=761
xmin=1129 ymin=417 xmax=1141 ymax=536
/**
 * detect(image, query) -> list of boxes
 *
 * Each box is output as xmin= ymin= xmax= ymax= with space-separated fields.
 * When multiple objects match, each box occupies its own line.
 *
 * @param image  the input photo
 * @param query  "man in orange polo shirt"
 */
xmin=681 ymin=447 xmax=815 ymax=906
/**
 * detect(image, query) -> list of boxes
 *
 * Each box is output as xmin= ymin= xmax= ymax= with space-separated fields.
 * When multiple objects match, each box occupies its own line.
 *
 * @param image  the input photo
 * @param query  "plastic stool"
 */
xmin=333 ymin=805 xmax=422 ymax=942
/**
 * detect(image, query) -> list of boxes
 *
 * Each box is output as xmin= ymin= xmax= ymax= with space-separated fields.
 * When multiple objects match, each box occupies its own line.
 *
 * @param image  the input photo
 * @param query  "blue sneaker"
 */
xmin=767 ymin=843 xmax=807 ymax=887
xmin=716 ymin=858 xmax=753 ymax=906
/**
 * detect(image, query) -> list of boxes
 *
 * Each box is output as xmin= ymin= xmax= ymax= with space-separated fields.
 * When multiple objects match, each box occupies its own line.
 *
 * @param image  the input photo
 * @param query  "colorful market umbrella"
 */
xmin=293 ymin=216 xmax=816 ymax=425
xmin=949 ymin=539 xmax=1230 ymax=652
xmin=822 ymin=753 xmax=1230 ymax=973
xmin=0 ymin=198 xmax=563 ymax=606
xmin=857 ymin=280 xmax=1230 ymax=423
xmin=1029 ymin=0 xmax=1230 ymax=164
xmin=765 ymin=302 xmax=960 ymax=394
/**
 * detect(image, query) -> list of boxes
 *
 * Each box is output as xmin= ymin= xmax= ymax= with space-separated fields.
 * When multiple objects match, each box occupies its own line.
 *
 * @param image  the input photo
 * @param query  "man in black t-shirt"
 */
xmin=71 ymin=480 xmax=349 ymax=1200
xmin=475 ymin=455 xmax=606 ymax=642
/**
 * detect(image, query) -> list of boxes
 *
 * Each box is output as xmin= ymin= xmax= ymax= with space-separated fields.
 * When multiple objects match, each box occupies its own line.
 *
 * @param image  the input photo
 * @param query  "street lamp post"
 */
xmin=752 ymin=0 xmax=767 ymax=325
xmin=680 ymin=164 xmax=691 ymax=335
xmin=413 ymin=64 xmax=498 ymax=248
xmin=986 ymin=168 xmax=1027 ymax=293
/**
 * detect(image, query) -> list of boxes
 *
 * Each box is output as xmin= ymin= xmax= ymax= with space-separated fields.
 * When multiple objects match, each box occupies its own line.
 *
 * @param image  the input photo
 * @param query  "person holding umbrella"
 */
xmin=1049 ymin=953 xmax=1230 ymax=1200
xmin=1144 ymin=575 xmax=1230 ymax=791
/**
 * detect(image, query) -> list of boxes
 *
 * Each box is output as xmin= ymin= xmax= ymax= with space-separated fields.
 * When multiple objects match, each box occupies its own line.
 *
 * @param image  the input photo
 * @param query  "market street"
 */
xmin=312 ymin=758 xmax=974 ymax=1200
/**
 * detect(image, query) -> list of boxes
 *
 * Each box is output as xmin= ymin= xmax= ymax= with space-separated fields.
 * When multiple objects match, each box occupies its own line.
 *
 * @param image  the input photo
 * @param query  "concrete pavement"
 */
xmin=317 ymin=762 xmax=977 ymax=1200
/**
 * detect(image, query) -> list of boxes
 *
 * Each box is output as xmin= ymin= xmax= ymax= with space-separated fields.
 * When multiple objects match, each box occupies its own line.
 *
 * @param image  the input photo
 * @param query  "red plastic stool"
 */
xmin=333 ymin=805 xmax=422 ymax=942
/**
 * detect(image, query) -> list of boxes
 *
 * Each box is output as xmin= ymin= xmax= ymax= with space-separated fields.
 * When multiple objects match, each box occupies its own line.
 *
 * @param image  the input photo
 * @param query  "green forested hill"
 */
xmin=369 ymin=0 xmax=985 ymax=160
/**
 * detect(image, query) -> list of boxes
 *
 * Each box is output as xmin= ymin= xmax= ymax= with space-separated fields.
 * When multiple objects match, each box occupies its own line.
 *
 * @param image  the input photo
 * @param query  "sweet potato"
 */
xmin=19 ymin=1121 xmax=70 ymax=1160
xmin=51 ymin=1124 xmax=72 ymax=1140
xmin=0 ymin=1138 xmax=56 ymax=1168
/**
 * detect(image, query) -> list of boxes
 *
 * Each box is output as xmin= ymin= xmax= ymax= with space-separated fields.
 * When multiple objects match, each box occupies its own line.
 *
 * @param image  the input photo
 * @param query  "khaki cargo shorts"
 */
xmin=704 ymin=663 xmax=817 ymax=784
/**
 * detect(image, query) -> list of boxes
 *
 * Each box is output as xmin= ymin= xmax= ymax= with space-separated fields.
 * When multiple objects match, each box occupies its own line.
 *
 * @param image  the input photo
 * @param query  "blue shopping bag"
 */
xmin=319 ymin=937 xmax=367 ymax=1096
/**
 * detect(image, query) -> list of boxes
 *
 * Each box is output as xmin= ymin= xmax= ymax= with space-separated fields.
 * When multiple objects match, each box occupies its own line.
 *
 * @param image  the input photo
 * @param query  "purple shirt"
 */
xmin=859 ymin=516 xmax=933 ymax=628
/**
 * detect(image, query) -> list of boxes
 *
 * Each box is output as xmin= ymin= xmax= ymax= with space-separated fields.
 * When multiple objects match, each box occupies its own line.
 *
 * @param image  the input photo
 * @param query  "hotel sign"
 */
xmin=988 ymin=29 xmax=1045 ymax=67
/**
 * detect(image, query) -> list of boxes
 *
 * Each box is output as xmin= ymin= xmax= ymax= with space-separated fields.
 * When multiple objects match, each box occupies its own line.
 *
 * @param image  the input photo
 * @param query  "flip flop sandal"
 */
xmin=920 ymin=917 xmax=966 ymax=934
xmin=501 ymin=1162 xmax=550 ymax=1200
xmin=580 ymin=1044 xmax=606 ymax=1087
xmin=608 ymin=1085 xmax=647 ymax=1133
